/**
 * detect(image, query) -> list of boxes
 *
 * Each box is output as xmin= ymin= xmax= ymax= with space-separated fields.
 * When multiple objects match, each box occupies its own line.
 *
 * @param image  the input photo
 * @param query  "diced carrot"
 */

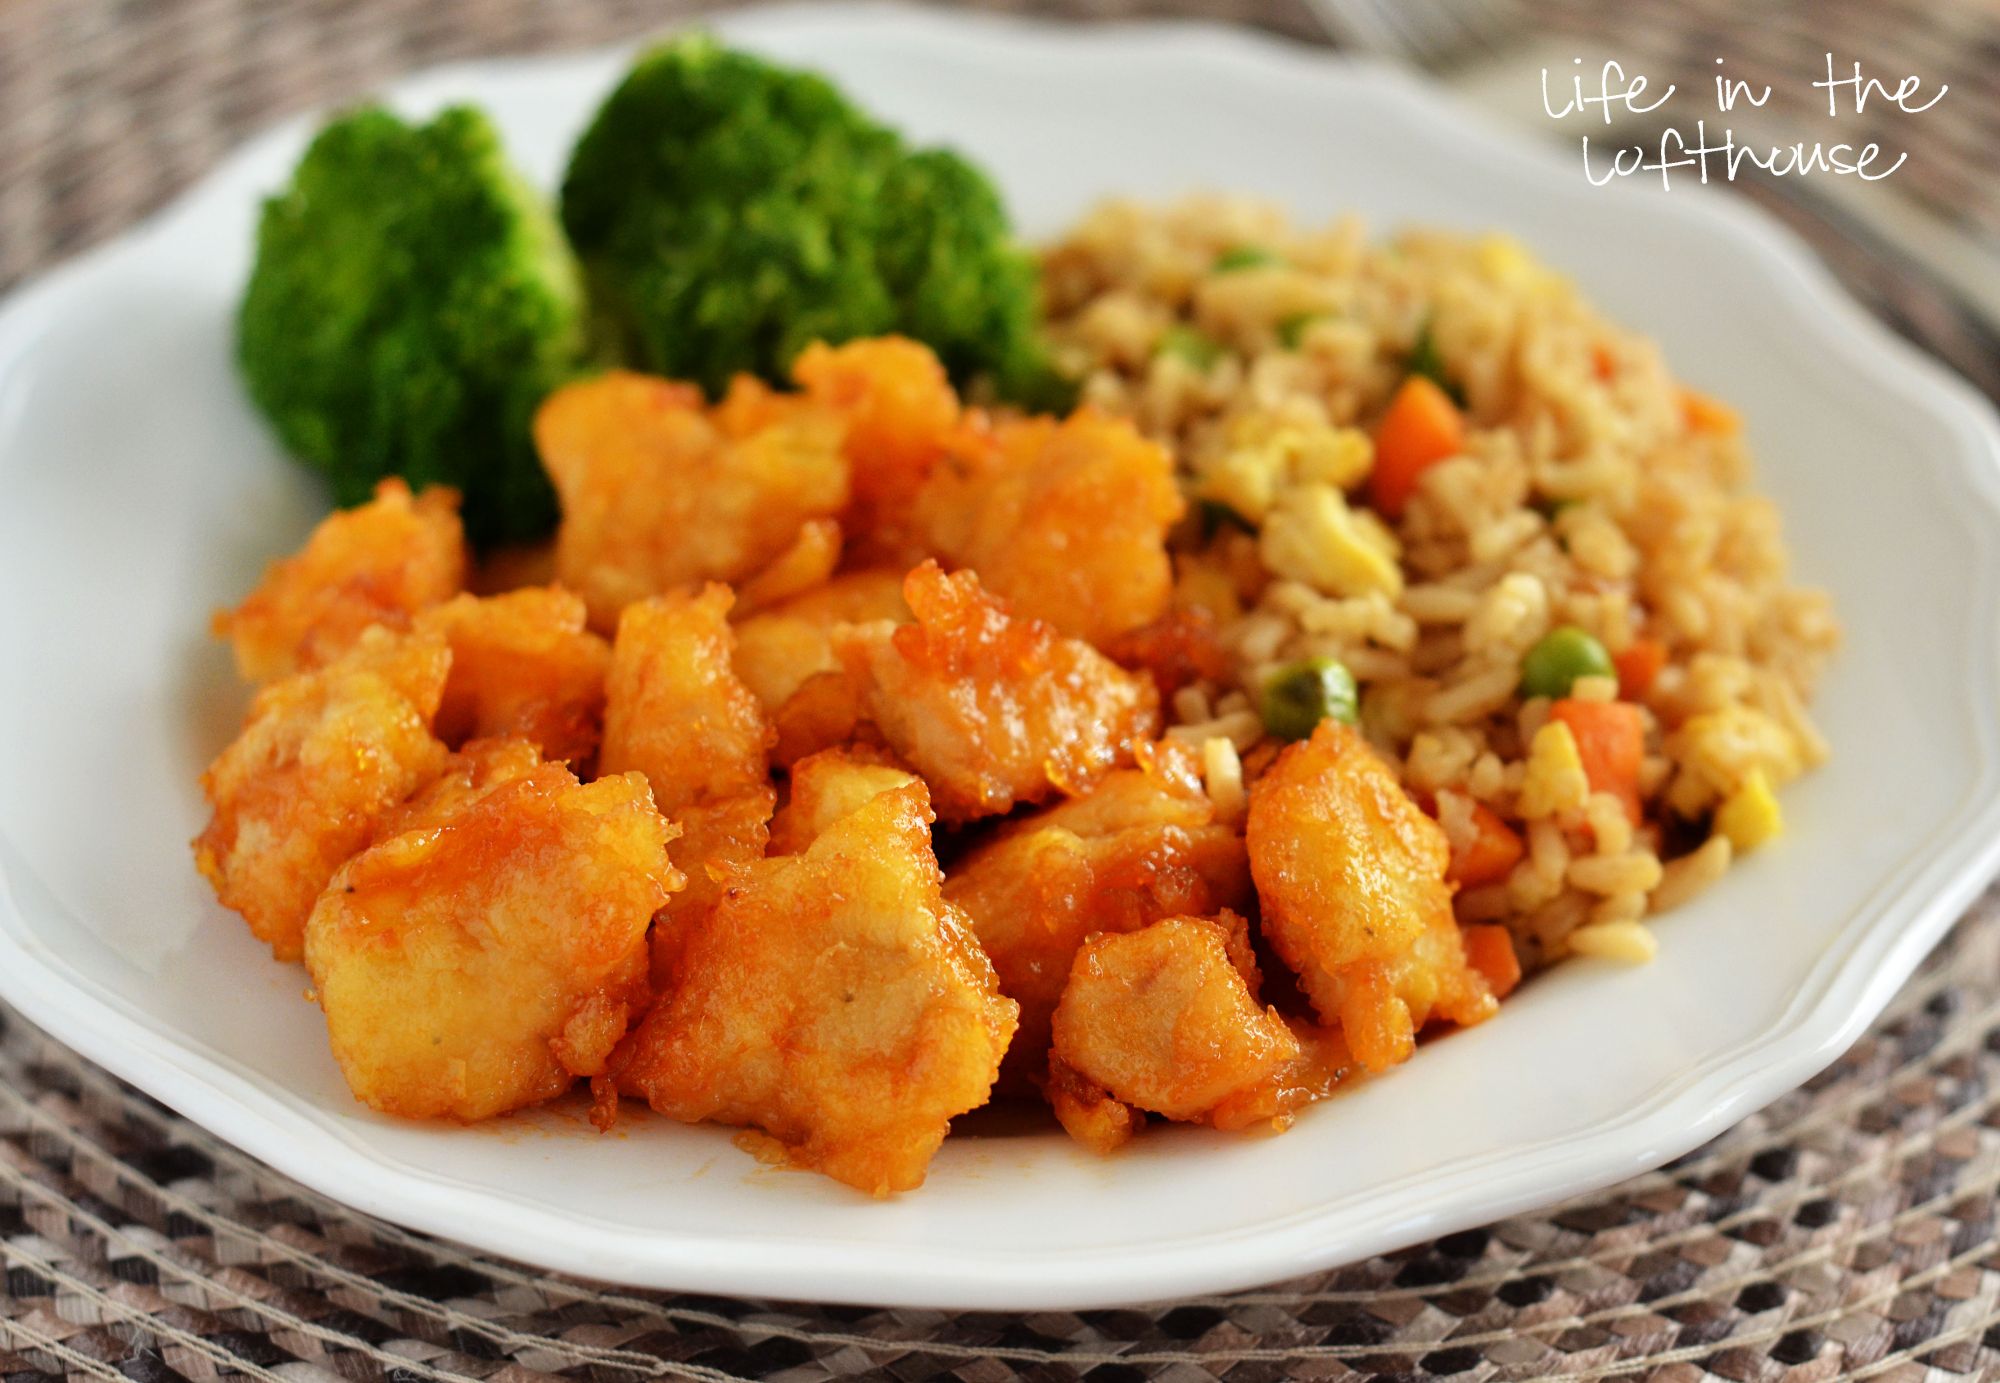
xmin=1550 ymin=698 xmax=1646 ymax=823
xmin=1679 ymin=387 xmax=1742 ymax=437
xmin=1591 ymin=343 xmax=1618 ymax=381
xmin=1612 ymin=637 xmax=1667 ymax=701
xmin=1448 ymin=801 xmax=1524 ymax=888
xmin=1369 ymin=375 xmax=1465 ymax=519
xmin=1462 ymin=923 xmax=1521 ymax=1000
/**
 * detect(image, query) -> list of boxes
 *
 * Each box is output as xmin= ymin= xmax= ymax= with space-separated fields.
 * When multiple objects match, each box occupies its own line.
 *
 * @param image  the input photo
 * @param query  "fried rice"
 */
xmin=1041 ymin=195 xmax=1839 ymax=970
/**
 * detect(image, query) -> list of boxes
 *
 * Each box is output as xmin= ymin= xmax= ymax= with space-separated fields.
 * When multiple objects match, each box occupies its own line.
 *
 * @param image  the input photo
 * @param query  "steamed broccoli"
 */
xmin=237 ymin=105 xmax=586 ymax=546
xmin=559 ymin=36 xmax=1062 ymax=403
xmin=875 ymin=149 xmax=1067 ymax=409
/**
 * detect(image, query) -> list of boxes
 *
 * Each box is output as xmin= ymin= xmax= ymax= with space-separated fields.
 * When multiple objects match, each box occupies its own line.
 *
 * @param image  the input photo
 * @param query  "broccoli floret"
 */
xmin=874 ymin=149 xmax=1072 ymax=410
xmin=560 ymin=35 xmax=1061 ymax=403
xmin=238 ymin=105 xmax=586 ymax=546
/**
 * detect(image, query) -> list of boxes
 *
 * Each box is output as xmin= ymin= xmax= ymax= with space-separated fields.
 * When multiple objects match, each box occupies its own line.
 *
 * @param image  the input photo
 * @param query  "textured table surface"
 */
xmin=4 ymin=1 xmax=2000 ymax=1378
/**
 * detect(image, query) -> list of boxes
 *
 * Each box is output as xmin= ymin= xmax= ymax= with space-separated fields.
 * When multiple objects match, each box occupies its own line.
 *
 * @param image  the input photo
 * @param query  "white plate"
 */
xmin=2 ymin=3 xmax=1998 ymax=1313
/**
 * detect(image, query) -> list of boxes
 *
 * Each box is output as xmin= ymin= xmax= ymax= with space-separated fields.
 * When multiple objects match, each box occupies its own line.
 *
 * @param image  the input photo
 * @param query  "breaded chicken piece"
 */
xmin=1247 ymin=721 xmax=1497 ymax=1072
xmin=651 ymin=788 xmax=776 ymax=986
xmin=944 ymin=751 xmax=1251 ymax=1084
xmin=732 ymin=517 xmax=843 ymax=615
xmin=1043 ymin=1060 xmax=1142 ymax=1155
xmin=535 ymin=371 xmax=850 ymax=631
xmin=768 ymin=746 xmax=921 ymax=854
xmin=414 ymin=586 xmax=610 ymax=765
xmin=375 ymin=734 xmax=541 ymax=826
xmin=1102 ymin=607 xmax=1233 ymax=701
xmin=910 ymin=411 xmax=1182 ymax=646
xmin=792 ymin=337 xmax=961 ymax=556
xmin=1048 ymin=914 xmax=1299 ymax=1149
xmin=612 ymin=751 xmax=1017 ymax=1196
xmin=194 ymin=627 xmax=451 ymax=961
xmin=215 ymin=479 xmax=467 ymax=682
xmin=825 ymin=562 xmax=1161 ymax=822
xmin=731 ymin=568 xmax=911 ymax=716
xmin=304 ymin=740 xmax=679 ymax=1122
xmin=598 ymin=585 xmax=777 ymax=981
xmin=600 ymin=585 xmax=773 ymax=814
xmin=1206 ymin=1022 xmax=1361 ymax=1134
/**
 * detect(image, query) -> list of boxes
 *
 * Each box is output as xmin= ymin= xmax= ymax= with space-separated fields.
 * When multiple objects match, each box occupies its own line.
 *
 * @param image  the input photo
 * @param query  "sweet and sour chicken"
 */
xmin=192 ymin=334 xmax=1513 ymax=1197
xmin=1047 ymin=914 xmax=1300 ymax=1152
xmin=599 ymin=585 xmax=777 ymax=983
xmin=304 ymin=739 xmax=679 ymax=1121
xmin=943 ymin=748 xmax=1250 ymax=1086
xmin=195 ymin=625 xmax=451 ymax=960
xmin=416 ymin=585 xmax=610 ymax=764
xmin=813 ymin=561 xmax=1161 ymax=822
xmin=215 ymin=478 xmax=467 ymax=683
xmin=609 ymin=751 xmax=1017 ymax=1195
xmin=1247 ymin=720 xmax=1498 ymax=1073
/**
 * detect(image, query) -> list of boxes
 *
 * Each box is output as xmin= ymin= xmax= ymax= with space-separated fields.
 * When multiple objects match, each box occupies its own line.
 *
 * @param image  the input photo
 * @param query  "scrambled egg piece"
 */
xmin=1048 ymin=914 xmax=1299 ymax=1150
xmin=598 ymin=585 xmax=777 ymax=981
xmin=944 ymin=755 xmax=1250 ymax=1085
xmin=731 ymin=568 xmax=911 ymax=716
xmin=1197 ymin=414 xmax=1373 ymax=524
xmin=1516 ymin=718 xmax=1589 ymax=819
xmin=194 ymin=627 xmax=451 ymax=961
xmin=1664 ymin=703 xmax=1805 ymax=817
xmin=215 ymin=479 xmax=467 ymax=682
xmin=612 ymin=751 xmax=1017 ymax=1196
xmin=1258 ymin=483 xmax=1403 ymax=599
xmin=1246 ymin=720 xmax=1496 ymax=1072
xmin=535 ymin=371 xmax=850 ymax=631
xmin=414 ymin=586 xmax=610 ymax=765
xmin=304 ymin=739 xmax=679 ymax=1122
xmin=910 ymin=411 xmax=1183 ymax=646
xmin=826 ymin=562 xmax=1162 ymax=822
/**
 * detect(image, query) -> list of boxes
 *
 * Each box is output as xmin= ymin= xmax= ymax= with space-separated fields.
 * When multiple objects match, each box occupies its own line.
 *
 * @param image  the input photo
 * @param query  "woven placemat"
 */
xmin=5 ymin=0 xmax=2000 ymax=1378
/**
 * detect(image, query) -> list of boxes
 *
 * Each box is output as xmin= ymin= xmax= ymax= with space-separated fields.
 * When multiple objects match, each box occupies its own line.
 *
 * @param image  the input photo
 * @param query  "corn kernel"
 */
xmin=1715 ymin=768 xmax=1784 ymax=853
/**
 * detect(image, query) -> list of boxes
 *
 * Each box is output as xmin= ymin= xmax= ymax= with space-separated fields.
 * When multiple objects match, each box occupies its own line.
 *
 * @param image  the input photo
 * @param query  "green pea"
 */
xmin=1519 ymin=626 xmax=1614 ymax=699
xmin=1156 ymin=325 xmax=1224 ymax=370
xmin=1405 ymin=318 xmax=1467 ymax=406
xmin=1277 ymin=312 xmax=1322 ymax=349
xmin=1260 ymin=657 xmax=1360 ymax=741
xmin=1214 ymin=246 xmax=1283 ymax=273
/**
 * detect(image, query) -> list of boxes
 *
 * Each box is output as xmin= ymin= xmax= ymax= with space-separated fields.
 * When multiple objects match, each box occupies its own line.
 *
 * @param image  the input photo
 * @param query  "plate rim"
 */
xmin=3 ymin=0 xmax=2000 ymax=1310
